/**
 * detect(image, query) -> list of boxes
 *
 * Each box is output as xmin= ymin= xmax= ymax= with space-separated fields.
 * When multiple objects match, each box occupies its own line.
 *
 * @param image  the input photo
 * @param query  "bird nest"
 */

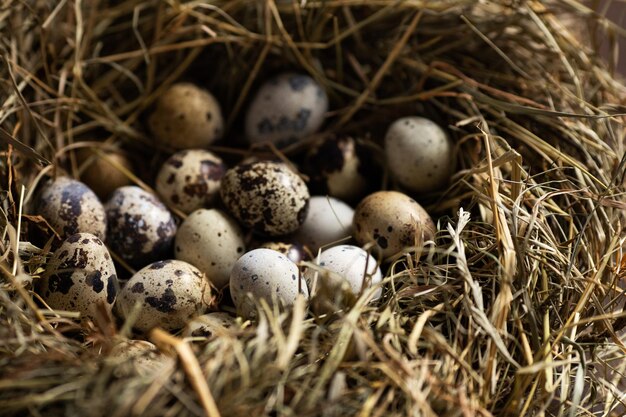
xmin=1 ymin=1 xmax=625 ymax=416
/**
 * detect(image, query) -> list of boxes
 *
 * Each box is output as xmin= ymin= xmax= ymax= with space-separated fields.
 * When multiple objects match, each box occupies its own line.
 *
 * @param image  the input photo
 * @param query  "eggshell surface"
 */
xmin=293 ymin=196 xmax=354 ymax=252
xmin=183 ymin=312 xmax=237 ymax=338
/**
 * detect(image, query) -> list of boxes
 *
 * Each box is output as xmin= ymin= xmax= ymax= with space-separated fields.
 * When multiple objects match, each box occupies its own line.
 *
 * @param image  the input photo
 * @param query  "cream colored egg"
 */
xmin=353 ymin=191 xmax=435 ymax=258
xmin=258 ymin=241 xmax=308 ymax=264
xmin=175 ymin=209 xmax=245 ymax=289
xmin=183 ymin=312 xmax=237 ymax=338
xmin=116 ymin=259 xmax=213 ymax=332
xmin=77 ymin=148 xmax=133 ymax=200
xmin=148 ymin=82 xmax=224 ymax=149
xmin=109 ymin=340 xmax=174 ymax=377
xmin=292 ymin=196 xmax=354 ymax=252
xmin=385 ymin=116 xmax=453 ymax=192
xmin=39 ymin=233 xmax=118 ymax=322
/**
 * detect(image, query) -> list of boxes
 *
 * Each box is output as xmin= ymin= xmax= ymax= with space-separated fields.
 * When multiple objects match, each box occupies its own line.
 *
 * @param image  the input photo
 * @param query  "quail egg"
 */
xmin=353 ymin=191 xmax=435 ymax=258
xmin=384 ymin=116 xmax=453 ymax=192
xmin=258 ymin=241 xmax=308 ymax=264
xmin=109 ymin=339 xmax=174 ymax=377
xmin=36 ymin=177 xmax=107 ymax=240
xmin=220 ymin=161 xmax=310 ymax=236
xmin=245 ymin=72 xmax=328 ymax=147
xmin=183 ymin=312 xmax=237 ymax=338
xmin=148 ymin=82 xmax=224 ymax=149
xmin=155 ymin=149 xmax=226 ymax=214
xmin=292 ymin=196 xmax=354 ymax=253
xmin=39 ymin=233 xmax=118 ymax=322
xmin=77 ymin=148 xmax=133 ymax=200
xmin=105 ymin=186 xmax=177 ymax=267
xmin=230 ymin=248 xmax=309 ymax=318
xmin=116 ymin=259 xmax=213 ymax=332
xmin=175 ymin=208 xmax=245 ymax=290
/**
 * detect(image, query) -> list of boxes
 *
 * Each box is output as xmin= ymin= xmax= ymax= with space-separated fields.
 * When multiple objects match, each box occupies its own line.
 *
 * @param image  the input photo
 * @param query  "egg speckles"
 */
xmin=245 ymin=73 xmax=328 ymax=147
xmin=385 ymin=116 xmax=453 ymax=192
xmin=258 ymin=241 xmax=308 ymax=264
xmin=156 ymin=149 xmax=226 ymax=214
xmin=230 ymin=248 xmax=309 ymax=318
xmin=220 ymin=161 xmax=310 ymax=236
xmin=39 ymin=233 xmax=118 ymax=322
xmin=353 ymin=191 xmax=435 ymax=258
xmin=117 ymin=259 xmax=213 ymax=332
xmin=36 ymin=177 xmax=107 ymax=240
xmin=183 ymin=312 xmax=237 ymax=338
xmin=175 ymin=208 xmax=245 ymax=289
xmin=148 ymin=82 xmax=224 ymax=149
xmin=105 ymin=186 xmax=177 ymax=267
xmin=293 ymin=196 xmax=354 ymax=253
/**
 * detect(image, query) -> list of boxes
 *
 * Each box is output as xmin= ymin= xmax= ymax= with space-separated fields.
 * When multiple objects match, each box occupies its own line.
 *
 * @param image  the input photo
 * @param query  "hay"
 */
xmin=1 ymin=0 xmax=626 ymax=416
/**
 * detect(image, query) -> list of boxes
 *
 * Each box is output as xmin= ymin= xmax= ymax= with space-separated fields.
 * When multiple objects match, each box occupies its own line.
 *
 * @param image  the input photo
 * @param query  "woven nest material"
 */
xmin=1 ymin=1 xmax=626 ymax=416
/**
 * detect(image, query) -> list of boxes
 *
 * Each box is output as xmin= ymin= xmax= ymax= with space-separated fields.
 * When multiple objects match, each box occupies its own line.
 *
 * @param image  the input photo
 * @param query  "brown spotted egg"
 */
xmin=175 ymin=208 xmax=245 ymax=290
xmin=258 ymin=241 xmax=308 ymax=264
xmin=109 ymin=339 xmax=174 ymax=377
xmin=353 ymin=191 xmax=436 ymax=258
xmin=39 ymin=233 xmax=118 ymax=322
xmin=183 ymin=312 xmax=237 ymax=338
xmin=36 ymin=177 xmax=107 ymax=240
xmin=155 ymin=149 xmax=226 ymax=214
xmin=220 ymin=161 xmax=310 ymax=236
xmin=245 ymin=72 xmax=328 ymax=147
xmin=117 ymin=259 xmax=213 ymax=332
xmin=105 ymin=186 xmax=177 ymax=267
xmin=148 ymin=82 xmax=224 ymax=149
xmin=385 ymin=116 xmax=453 ymax=193
xmin=230 ymin=248 xmax=309 ymax=318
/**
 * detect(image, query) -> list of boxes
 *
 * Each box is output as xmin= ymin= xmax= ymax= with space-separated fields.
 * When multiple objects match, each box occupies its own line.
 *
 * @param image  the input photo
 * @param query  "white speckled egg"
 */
xmin=105 ymin=186 xmax=177 ymax=268
xmin=117 ymin=259 xmax=213 ymax=332
xmin=36 ymin=177 xmax=107 ymax=240
xmin=230 ymin=248 xmax=309 ymax=318
xmin=39 ymin=233 xmax=118 ymax=322
xmin=175 ymin=209 xmax=245 ymax=289
xmin=293 ymin=196 xmax=354 ymax=253
xmin=156 ymin=149 xmax=226 ymax=214
xmin=148 ymin=82 xmax=224 ymax=149
xmin=245 ymin=72 xmax=328 ymax=147
xmin=109 ymin=339 xmax=174 ymax=377
xmin=305 ymin=244 xmax=382 ymax=301
xmin=258 ymin=241 xmax=308 ymax=264
xmin=385 ymin=116 xmax=453 ymax=192
xmin=183 ymin=312 xmax=237 ymax=338
xmin=353 ymin=191 xmax=435 ymax=258
xmin=220 ymin=161 xmax=310 ymax=236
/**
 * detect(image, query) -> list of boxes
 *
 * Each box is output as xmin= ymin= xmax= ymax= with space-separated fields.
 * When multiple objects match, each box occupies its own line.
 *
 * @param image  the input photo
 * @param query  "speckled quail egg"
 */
xmin=175 ymin=208 xmax=245 ymax=289
xmin=156 ymin=149 xmax=226 ymax=214
xmin=109 ymin=339 xmax=174 ymax=377
xmin=39 ymin=233 xmax=118 ymax=322
xmin=148 ymin=82 xmax=224 ymax=149
xmin=292 ymin=196 xmax=354 ymax=253
xmin=245 ymin=72 xmax=328 ymax=147
xmin=230 ymin=248 xmax=309 ymax=318
xmin=117 ymin=259 xmax=213 ymax=332
xmin=77 ymin=148 xmax=133 ymax=200
xmin=183 ymin=312 xmax=237 ymax=338
xmin=36 ymin=177 xmax=107 ymax=240
xmin=105 ymin=186 xmax=177 ymax=267
xmin=258 ymin=241 xmax=308 ymax=264
xmin=304 ymin=136 xmax=377 ymax=202
xmin=353 ymin=191 xmax=435 ymax=258
xmin=385 ymin=116 xmax=453 ymax=192
xmin=220 ymin=161 xmax=310 ymax=236
xmin=305 ymin=244 xmax=382 ymax=301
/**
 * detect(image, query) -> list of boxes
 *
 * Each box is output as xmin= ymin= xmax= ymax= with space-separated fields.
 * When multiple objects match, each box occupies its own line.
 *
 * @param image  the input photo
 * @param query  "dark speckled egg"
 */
xmin=220 ymin=161 xmax=310 ymax=236
xmin=104 ymin=186 xmax=177 ymax=267
xmin=116 ymin=259 xmax=213 ymax=332
xmin=155 ymin=149 xmax=226 ymax=214
xmin=258 ymin=241 xmax=308 ymax=264
xmin=39 ymin=232 xmax=118 ymax=322
xmin=36 ymin=177 xmax=107 ymax=240
xmin=245 ymin=72 xmax=328 ymax=147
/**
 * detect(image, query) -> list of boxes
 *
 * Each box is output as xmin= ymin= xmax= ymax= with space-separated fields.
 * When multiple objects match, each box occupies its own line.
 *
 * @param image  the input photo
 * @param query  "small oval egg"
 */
xmin=39 ymin=233 xmax=118 ymax=322
xmin=36 ymin=177 xmax=107 ymax=240
xmin=148 ymin=82 xmax=224 ymax=149
xmin=258 ymin=241 xmax=308 ymax=264
xmin=183 ymin=312 xmax=237 ymax=338
xmin=117 ymin=259 xmax=213 ymax=332
xmin=245 ymin=72 xmax=328 ymax=147
xmin=175 ymin=208 xmax=245 ymax=290
xmin=109 ymin=339 xmax=174 ymax=377
xmin=77 ymin=148 xmax=133 ymax=200
xmin=230 ymin=248 xmax=309 ymax=318
xmin=220 ymin=161 xmax=310 ymax=236
xmin=156 ymin=149 xmax=226 ymax=214
xmin=353 ymin=191 xmax=435 ymax=258
xmin=292 ymin=196 xmax=354 ymax=253
xmin=385 ymin=116 xmax=453 ymax=192
xmin=105 ymin=186 xmax=177 ymax=267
